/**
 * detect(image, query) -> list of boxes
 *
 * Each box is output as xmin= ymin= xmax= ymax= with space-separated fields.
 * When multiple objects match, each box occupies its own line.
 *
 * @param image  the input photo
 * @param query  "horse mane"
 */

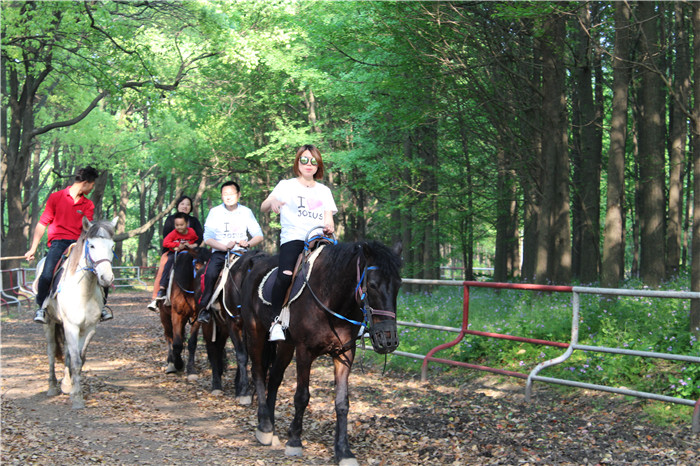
xmin=86 ymin=220 xmax=116 ymax=240
xmin=321 ymin=240 xmax=402 ymax=280
xmin=67 ymin=219 xmax=115 ymax=275
xmin=172 ymin=250 xmax=197 ymax=287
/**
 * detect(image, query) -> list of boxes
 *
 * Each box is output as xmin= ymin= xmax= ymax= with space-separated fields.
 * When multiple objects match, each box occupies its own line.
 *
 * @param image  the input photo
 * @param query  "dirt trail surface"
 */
xmin=2 ymin=291 xmax=698 ymax=465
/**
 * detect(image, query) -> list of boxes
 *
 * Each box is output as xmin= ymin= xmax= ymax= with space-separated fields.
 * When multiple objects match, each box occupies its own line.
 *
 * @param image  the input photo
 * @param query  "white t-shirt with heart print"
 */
xmin=270 ymin=178 xmax=337 ymax=245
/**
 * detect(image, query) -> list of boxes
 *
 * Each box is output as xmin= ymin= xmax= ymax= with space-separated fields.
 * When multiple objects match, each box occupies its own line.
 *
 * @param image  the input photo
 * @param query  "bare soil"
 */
xmin=2 ymin=291 xmax=698 ymax=465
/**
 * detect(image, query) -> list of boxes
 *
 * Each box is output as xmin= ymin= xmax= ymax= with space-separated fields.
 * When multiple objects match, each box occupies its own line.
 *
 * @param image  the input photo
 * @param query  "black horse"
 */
xmin=241 ymin=240 xmax=402 ymax=465
xmin=200 ymin=250 xmax=266 ymax=402
xmin=158 ymin=248 xmax=210 ymax=378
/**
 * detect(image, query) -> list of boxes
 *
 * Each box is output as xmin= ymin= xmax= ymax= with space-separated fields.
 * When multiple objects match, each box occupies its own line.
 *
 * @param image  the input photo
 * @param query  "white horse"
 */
xmin=34 ymin=217 xmax=117 ymax=409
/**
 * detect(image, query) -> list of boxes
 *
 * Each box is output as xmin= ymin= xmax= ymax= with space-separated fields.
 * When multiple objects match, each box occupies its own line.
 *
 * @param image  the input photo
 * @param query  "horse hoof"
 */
xmin=255 ymin=429 xmax=274 ymax=446
xmin=60 ymin=382 xmax=72 ymax=394
xmin=236 ymin=395 xmax=252 ymax=406
xmin=165 ymin=363 xmax=177 ymax=374
xmin=211 ymin=389 xmax=224 ymax=397
xmin=285 ymin=445 xmax=303 ymax=457
xmin=271 ymin=435 xmax=281 ymax=447
xmin=47 ymin=387 xmax=59 ymax=397
xmin=186 ymin=374 xmax=199 ymax=382
xmin=338 ymin=458 xmax=359 ymax=466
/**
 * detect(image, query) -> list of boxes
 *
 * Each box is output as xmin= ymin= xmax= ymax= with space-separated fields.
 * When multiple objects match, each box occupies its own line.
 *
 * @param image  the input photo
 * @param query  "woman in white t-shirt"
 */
xmin=261 ymin=144 xmax=338 ymax=340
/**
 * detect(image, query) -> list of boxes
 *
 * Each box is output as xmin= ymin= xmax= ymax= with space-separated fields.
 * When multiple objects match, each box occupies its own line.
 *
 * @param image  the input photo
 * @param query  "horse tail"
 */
xmin=53 ymin=323 xmax=65 ymax=363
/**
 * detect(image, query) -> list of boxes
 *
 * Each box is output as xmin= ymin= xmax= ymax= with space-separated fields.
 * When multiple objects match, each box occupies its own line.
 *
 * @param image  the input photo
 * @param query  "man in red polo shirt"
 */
xmin=25 ymin=166 xmax=113 ymax=324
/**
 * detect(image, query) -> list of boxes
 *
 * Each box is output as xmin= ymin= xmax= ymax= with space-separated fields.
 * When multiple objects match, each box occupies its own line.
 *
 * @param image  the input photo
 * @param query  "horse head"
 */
xmin=82 ymin=217 xmax=117 ymax=288
xmin=360 ymin=241 xmax=402 ymax=354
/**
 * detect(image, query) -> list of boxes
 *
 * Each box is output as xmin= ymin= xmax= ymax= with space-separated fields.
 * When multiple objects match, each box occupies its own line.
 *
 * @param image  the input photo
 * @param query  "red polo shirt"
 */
xmin=39 ymin=187 xmax=95 ymax=246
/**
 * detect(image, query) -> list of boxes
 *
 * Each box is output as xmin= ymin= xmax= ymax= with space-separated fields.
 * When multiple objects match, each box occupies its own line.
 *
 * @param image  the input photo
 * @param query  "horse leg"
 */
xmin=45 ymin=322 xmax=59 ymax=396
xmin=285 ymin=346 xmax=312 ymax=458
xmin=249 ymin=325 xmax=279 ymax=445
xmin=63 ymin=325 xmax=86 ymax=409
xmin=79 ymin=328 xmax=97 ymax=363
xmin=160 ymin=307 xmax=177 ymax=374
xmin=332 ymin=349 xmax=358 ymax=465
xmin=229 ymin=317 xmax=251 ymax=405
xmin=202 ymin=321 xmax=224 ymax=395
xmin=257 ymin=341 xmax=294 ymax=448
xmin=186 ymin=321 xmax=200 ymax=382
xmin=172 ymin=312 xmax=186 ymax=372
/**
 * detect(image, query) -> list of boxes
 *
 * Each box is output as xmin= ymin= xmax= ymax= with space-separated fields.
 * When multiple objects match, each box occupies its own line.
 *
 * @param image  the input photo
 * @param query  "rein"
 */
xmin=303 ymin=255 xmax=394 ymax=338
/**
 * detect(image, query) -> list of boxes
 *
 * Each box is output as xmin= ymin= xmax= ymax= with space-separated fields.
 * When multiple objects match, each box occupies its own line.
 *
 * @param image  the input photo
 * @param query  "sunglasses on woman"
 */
xmin=299 ymin=156 xmax=318 ymax=166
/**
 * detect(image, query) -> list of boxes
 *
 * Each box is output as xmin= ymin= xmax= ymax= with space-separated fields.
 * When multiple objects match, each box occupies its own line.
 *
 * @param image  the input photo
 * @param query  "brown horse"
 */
xmin=241 ymin=240 xmax=402 ymax=465
xmin=158 ymin=248 xmax=210 ymax=377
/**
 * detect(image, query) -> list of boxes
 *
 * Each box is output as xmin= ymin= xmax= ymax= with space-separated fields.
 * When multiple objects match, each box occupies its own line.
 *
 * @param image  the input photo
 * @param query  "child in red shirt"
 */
xmin=156 ymin=212 xmax=199 ymax=300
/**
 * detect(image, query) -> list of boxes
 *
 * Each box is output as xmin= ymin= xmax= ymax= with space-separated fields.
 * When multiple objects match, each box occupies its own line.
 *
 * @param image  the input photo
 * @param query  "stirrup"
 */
xmin=268 ymin=320 xmax=285 ymax=341
xmin=197 ymin=308 xmax=211 ymax=324
xmin=100 ymin=307 xmax=113 ymax=322
xmin=147 ymin=299 xmax=159 ymax=312
xmin=33 ymin=308 xmax=47 ymax=324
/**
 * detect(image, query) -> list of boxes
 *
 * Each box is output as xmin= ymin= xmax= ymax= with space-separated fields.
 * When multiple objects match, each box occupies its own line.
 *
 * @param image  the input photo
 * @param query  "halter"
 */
xmin=303 ymin=254 xmax=399 ymax=354
xmin=81 ymin=239 xmax=114 ymax=275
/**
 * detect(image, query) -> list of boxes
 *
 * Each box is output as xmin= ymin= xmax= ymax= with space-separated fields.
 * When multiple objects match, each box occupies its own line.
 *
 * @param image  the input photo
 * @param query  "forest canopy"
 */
xmin=3 ymin=0 xmax=700 ymax=331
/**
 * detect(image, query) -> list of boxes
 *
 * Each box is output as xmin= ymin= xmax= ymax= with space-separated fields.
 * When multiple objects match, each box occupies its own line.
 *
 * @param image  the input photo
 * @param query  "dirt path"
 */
xmin=2 ymin=291 xmax=698 ymax=465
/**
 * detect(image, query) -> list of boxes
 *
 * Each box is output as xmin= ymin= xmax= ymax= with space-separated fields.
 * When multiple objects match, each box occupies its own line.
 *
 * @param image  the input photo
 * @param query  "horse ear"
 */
xmin=82 ymin=216 xmax=92 ymax=231
xmin=110 ymin=217 xmax=118 ymax=228
xmin=392 ymin=241 xmax=403 ymax=257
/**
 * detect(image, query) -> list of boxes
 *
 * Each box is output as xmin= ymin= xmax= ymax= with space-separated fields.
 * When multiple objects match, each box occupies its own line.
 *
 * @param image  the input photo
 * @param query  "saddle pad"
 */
xmin=259 ymin=245 xmax=325 ymax=306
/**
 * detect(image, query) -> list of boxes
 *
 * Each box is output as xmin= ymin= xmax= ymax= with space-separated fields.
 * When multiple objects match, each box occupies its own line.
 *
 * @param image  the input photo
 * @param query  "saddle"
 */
xmin=259 ymin=237 xmax=332 ymax=330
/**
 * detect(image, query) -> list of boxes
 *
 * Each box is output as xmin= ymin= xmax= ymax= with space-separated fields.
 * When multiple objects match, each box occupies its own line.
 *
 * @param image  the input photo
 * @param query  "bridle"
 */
xmin=82 ymin=239 xmax=114 ymax=275
xmin=304 ymin=254 xmax=399 ymax=354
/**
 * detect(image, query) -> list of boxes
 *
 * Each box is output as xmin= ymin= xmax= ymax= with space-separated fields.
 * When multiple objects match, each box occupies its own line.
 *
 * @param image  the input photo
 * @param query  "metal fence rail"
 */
xmin=383 ymin=278 xmax=700 ymax=433
xmin=1 ymin=266 xmax=156 ymax=310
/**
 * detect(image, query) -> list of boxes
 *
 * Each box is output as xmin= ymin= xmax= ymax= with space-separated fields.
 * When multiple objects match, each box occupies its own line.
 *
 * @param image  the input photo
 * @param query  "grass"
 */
xmin=360 ymin=275 xmax=700 ymax=426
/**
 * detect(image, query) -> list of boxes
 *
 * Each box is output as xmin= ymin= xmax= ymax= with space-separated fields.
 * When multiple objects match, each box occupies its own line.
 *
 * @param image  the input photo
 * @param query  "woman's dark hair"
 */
xmin=175 ymin=195 xmax=193 ymax=213
xmin=75 ymin=166 xmax=100 ymax=183
xmin=292 ymin=144 xmax=325 ymax=180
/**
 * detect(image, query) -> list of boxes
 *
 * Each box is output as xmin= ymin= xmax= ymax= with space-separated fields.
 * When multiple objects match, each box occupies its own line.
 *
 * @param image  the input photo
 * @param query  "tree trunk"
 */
xmin=666 ymin=2 xmax=691 ymax=278
xmin=536 ymin=13 xmax=571 ymax=285
xmin=602 ymin=0 xmax=632 ymax=288
xmin=572 ymin=4 xmax=602 ymax=284
xmin=637 ymin=1 xmax=666 ymax=286
xmin=690 ymin=4 xmax=700 ymax=337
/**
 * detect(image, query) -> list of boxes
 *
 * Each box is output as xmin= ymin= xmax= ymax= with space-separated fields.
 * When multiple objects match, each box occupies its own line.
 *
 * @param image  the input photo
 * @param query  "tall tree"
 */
xmin=666 ymin=2 xmax=691 ymax=278
xmin=571 ymin=3 xmax=603 ymax=283
xmin=602 ymin=1 xmax=633 ymax=288
xmin=535 ymin=11 xmax=572 ymax=284
xmin=690 ymin=3 xmax=700 ymax=337
xmin=636 ymin=1 xmax=666 ymax=286
xmin=1 ymin=1 xmax=214 ymax=263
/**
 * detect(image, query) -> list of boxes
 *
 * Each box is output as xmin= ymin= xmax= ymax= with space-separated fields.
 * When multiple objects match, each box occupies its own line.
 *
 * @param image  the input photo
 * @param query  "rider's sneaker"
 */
xmin=197 ymin=308 xmax=211 ymax=324
xmin=33 ymin=308 xmax=47 ymax=324
xmin=269 ymin=322 xmax=285 ymax=341
xmin=147 ymin=299 xmax=159 ymax=312
xmin=100 ymin=307 xmax=113 ymax=322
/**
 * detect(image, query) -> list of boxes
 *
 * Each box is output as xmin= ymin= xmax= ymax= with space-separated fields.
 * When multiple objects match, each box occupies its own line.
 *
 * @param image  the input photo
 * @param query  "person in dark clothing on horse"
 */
xmin=25 ymin=166 xmax=113 ymax=324
xmin=147 ymin=195 xmax=203 ymax=312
